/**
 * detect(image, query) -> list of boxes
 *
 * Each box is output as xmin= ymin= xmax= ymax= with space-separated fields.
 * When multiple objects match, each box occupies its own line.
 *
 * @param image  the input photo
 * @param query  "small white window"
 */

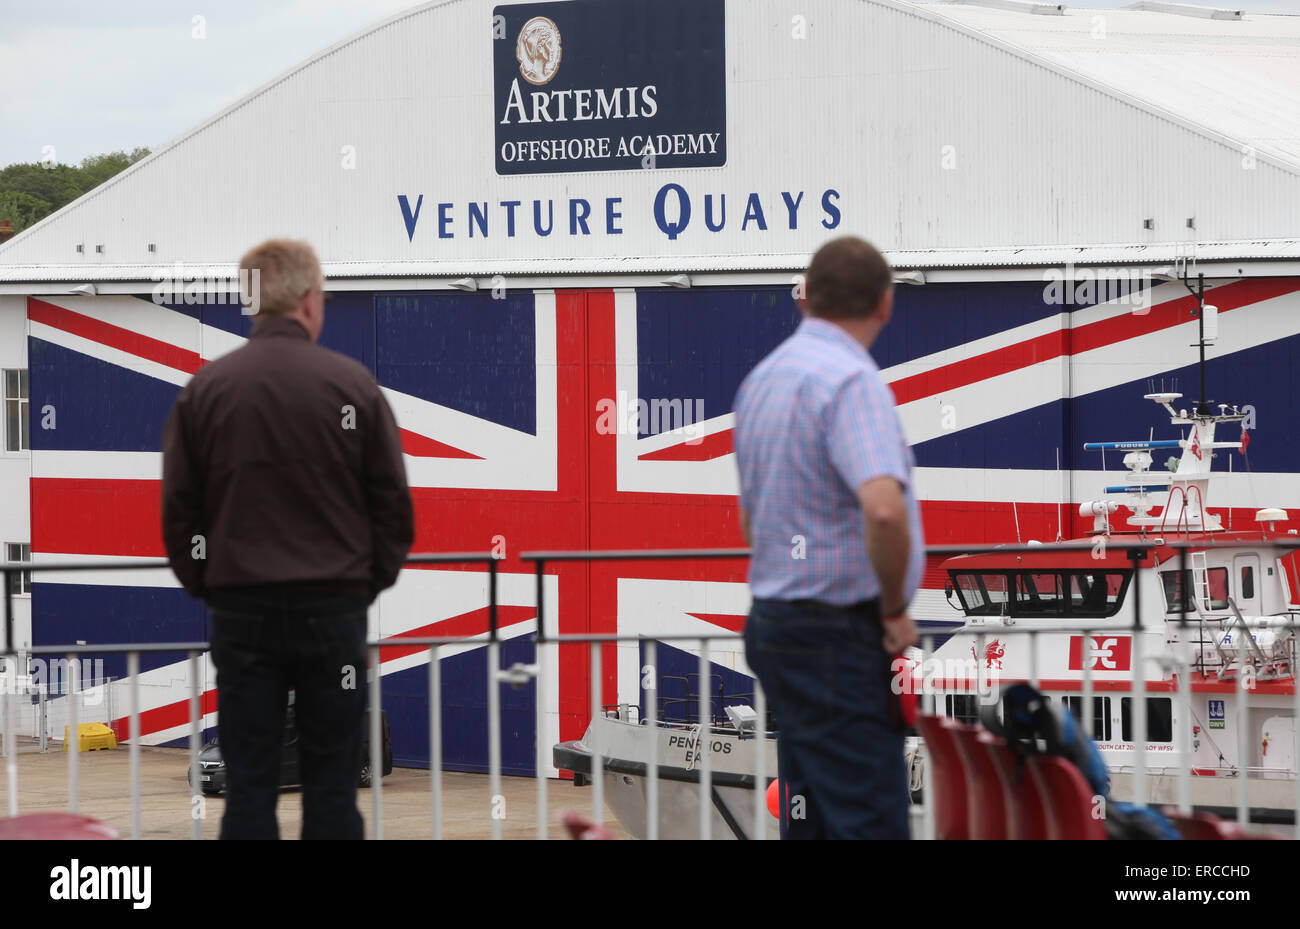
xmin=3 ymin=369 xmax=29 ymax=452
xmin=6 ymin=543 xmax=30 ymax=596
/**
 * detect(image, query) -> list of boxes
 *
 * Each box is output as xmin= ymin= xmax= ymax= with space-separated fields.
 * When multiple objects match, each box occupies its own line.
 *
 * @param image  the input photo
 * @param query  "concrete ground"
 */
xmin=0 ymin=741 xmax=627 ymax=840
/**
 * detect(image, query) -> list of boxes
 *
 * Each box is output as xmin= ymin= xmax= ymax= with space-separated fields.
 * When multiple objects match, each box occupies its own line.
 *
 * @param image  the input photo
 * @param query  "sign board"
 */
xmin=1208 ymin=699 xmax=1225 ymax=730
xmin=493 ymin=0 xmax=727 ymax=176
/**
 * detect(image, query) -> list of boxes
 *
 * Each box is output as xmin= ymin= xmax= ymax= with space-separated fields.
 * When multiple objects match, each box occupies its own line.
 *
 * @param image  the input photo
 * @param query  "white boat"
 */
xmin=921 ymin=291 xmax=1298 ymax=819
xmin=553 ymin=706 xmax=781 ymax=840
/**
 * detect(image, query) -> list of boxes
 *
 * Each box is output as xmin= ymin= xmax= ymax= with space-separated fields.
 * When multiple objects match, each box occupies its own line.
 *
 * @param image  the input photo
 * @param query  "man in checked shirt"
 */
xmin=734 ymin=236 xmax=923 ymax=839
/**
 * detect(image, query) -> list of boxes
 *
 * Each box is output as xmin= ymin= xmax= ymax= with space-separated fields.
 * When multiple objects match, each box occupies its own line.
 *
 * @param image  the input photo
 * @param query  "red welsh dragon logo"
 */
xmin=971 ymin=639 xmax=1006 ymax=670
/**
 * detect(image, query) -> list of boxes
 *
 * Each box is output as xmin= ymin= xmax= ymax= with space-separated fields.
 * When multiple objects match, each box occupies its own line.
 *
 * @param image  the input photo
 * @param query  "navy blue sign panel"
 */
xmin=493 ymin=0 xmax=726 ymax=175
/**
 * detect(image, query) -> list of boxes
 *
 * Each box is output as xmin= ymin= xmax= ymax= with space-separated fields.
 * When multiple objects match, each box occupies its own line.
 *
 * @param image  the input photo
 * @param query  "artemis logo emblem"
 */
xmin=517 ymin=16 xmax=561 ymax=85
xmin=49 ymin=859 xmax=151 ymax=909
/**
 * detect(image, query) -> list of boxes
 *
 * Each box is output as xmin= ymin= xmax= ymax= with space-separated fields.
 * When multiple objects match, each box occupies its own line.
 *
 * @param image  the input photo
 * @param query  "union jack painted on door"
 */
xmin=26 ymin=277 xmax=1300 ymax=772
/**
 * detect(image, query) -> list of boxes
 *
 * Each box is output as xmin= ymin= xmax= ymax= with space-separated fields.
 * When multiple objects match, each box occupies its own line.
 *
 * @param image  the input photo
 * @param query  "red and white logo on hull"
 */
xmin=1068 ymin=635 xmax=1131 ymax=671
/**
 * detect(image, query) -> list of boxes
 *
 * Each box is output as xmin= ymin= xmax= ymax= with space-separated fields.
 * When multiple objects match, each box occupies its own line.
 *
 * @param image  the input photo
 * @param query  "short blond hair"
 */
xmin=238 ymin=239 xmax=322 ymax=316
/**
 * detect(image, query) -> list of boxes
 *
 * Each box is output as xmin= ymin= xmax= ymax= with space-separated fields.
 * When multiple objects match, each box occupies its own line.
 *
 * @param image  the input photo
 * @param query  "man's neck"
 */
xmin=815 ymin=315 xmax=881 ymax=351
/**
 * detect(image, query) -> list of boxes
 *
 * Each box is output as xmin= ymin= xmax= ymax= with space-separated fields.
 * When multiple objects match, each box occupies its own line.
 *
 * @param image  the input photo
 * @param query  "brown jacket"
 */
xmin=161 ymin=315 xmax=414 ymax=600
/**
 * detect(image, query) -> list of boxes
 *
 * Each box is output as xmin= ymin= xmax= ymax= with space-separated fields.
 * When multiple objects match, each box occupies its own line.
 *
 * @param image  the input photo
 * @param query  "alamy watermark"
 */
xmin=151 ymin=262 xmax=261 ymax=315
xmin=1041 ymin=263 xmax=1151 ymax=313
xmin=891 ymin=655 xmax=1001 ymax=705
xmin=4 ymin=657 xmax=108 ymax=705
xmin=595 ymin=390 xmax=705 ymax=443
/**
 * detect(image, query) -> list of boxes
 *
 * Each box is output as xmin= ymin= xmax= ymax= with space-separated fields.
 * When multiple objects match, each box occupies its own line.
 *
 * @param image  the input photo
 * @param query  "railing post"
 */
xmin=1235 ymin=637 xmax=1249 ymax=827
xmin=3 ymin=566 xmax=12 ymax=658
xmin=1029 ymin=629 xmax=1038 ymax=690
xmin=1176 ymin=601 xmax=1193 ymax=816
xmin=429 ymin=645 xmax=441 ymax=841
xmin=369 ymin=643 xmax=383 ymax=840
xmin=2 ymin=567 xmax=15 ymax=816
xmin=1130 ymin=548 xmax=1146 ymax=808
xmin=752 ymin=676 xmax=767 ymax=841
xmin=644 ymin=639 xmax=658 ymax=841
xmin=66 ymin=653 xmax=78 ymax=813
xmin=1293 ymin=617 xmax=1299 ymax=841
xmin=921 ymin=632 xmax=935 ymax=842
xmin=188 ymin=650 xmax=201 ymax=840
xmin=531 ymin=558 xmax=545 ymax=840
xmin=697 ymin=639 xmax=711 ymax=840
xmin=38 ymin=685 xmax=47 ymax=752
xmin=128 ymin=651 xmax=141 ymax=841
xmin=1081 ymin=626 xmax=1094 ymax=744
xmin=589 ymin=640 xmax=602 ymax=832
xmin=487 ymin=600 xmax=502 ymax=841
xmin=534 ymin=644 xmax=547 ymax=840
xmin=3 ymin=655 xmax=16 ymax=817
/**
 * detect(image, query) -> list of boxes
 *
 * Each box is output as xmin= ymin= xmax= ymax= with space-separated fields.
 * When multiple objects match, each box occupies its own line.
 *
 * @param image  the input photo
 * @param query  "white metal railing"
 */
xmin=916 ymin=539 xmax=1300 ymax=840
xmin=2 ymin=541 xmax=1297 ymax=840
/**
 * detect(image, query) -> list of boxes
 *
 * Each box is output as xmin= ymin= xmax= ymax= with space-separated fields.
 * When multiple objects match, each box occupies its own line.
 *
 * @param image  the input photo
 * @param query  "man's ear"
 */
xmin=796 ymin=296 xmax=810 ymax=317
xmin=876 ymin=287 xmax=894 ymax=325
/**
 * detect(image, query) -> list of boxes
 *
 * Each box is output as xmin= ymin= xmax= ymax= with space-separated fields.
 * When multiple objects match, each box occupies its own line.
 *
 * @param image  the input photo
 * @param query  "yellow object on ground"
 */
xmin=62 ymin=723 xmax=118 ymax=752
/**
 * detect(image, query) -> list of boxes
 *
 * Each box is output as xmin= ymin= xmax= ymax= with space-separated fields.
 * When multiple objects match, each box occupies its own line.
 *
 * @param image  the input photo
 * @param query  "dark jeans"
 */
xmin=744 ymin=597 xmax=909 ymax=839
xmin=208 ymin=588 xmax=369 ymax=840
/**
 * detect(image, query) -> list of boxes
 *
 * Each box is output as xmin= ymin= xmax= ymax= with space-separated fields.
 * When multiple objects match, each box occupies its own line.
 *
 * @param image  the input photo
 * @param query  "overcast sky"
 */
xmin=1 ymin=0 xmax=1297 ymax=168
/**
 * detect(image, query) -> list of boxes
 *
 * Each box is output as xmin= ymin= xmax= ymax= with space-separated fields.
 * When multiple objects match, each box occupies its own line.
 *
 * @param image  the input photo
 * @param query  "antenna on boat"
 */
xmin=1055 ymin=447 xmax=1064 ymax=542
xmin=1160 ymin=268 xmax=1216 ymax=415
xmin=1193 ymin=273 xmax=1215 ymax=417
xmin=1012 ymin=501 xmax=1022 ymax=544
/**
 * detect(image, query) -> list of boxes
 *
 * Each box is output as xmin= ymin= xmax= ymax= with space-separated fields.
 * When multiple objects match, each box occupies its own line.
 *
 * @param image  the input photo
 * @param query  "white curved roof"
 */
xmin=928 ymin=1 xmax=1300 ymax=166
xmin=2 ymin=0 xmax=1298 ymax=281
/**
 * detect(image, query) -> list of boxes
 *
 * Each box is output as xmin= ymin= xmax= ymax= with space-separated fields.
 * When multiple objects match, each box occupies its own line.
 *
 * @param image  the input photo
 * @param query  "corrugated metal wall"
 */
xmin=2 ymin=0 xmax=1297 ymax=273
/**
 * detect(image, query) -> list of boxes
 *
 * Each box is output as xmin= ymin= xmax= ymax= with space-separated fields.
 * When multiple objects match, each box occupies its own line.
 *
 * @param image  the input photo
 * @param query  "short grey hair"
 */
xmin=238 ymin=239 xmax=322 ymax=316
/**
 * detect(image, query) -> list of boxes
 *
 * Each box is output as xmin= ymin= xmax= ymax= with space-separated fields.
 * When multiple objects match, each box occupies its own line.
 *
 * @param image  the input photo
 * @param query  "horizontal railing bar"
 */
xmin=6 ymin=539 xmax=1297 ymax=579
xmin=15 ymin=625 xmax=1299 ymax=656
xmin=18 ymin=630 xmax=1299 ymax=656
xmin=521 ymin=548 xmax=751 ymax=562
xmin=927 ymin=540 xmax=1300 ymax=555
xmin=2 ymin=552 xmax=501 ymax=576
xmin=400 ymin=553 xmax=501 ymax=565
xmin=526 ymin=633 xmax=744 ymax=644
xmin=26 ymin=642 xmax=211 ymax=656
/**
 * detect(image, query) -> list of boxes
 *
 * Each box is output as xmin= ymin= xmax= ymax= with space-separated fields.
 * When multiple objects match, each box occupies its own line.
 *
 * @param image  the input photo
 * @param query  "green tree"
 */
xmin=77 ymin=147 xmax=151 ymax=190
xmin=0 ymin=191 xmax=53 ymax=232
xmin=0 ymin=163 xmax=83 ymax=213
xmin=0 ymin=147 xmax=150 ymax=236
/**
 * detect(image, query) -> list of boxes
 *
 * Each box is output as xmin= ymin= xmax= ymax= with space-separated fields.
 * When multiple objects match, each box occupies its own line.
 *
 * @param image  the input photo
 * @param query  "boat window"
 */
xmin=1068 ymin=573 xmax=1125 ymax=614
xmin=1240 ymin=565 xmax=1255 ymax=602
xmin=949 ymin=573 xmax=1010 ymax=615
xmin=1121 ymin=697 xmax=1172 ymax=743
xmin=948 ymin=571 xmax=1130 ymax=617
xmin=1016 ymin=573 xmax=1065 ymax=611
xmin=1061 ymin=695 xmax=1112 ymax=742
xmin=1016 ymin=572 xmax=1131 ymax=617
xmin=1206 ymin=567 xmax=1229 ymax=610
xmin=1161 ymin=570 xmax=1195 ymax=614
xmin=945 ymin=694 xmax=981 ymax=727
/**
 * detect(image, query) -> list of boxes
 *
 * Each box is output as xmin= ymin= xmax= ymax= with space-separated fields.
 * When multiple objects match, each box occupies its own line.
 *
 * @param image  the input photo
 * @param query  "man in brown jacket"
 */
xmin=162 ymin=239 xmax=414 ymax=840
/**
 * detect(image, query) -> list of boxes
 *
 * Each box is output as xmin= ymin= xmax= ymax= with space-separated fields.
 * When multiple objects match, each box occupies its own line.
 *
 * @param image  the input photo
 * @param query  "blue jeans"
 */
xmin=209 ymin=589 xmax=369 ymax=840
xmin=744 ymin=598 xmax=909 ymax=839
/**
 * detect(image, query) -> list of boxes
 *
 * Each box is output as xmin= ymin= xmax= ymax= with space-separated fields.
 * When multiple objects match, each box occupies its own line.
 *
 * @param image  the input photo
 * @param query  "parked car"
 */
xmin=189 ymin=707 xmax=392 ymax=795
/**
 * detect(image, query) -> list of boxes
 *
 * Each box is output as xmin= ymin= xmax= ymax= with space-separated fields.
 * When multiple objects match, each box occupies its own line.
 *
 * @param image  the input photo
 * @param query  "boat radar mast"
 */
xmin=1081 ymin=271 xmax=1247 ymax=534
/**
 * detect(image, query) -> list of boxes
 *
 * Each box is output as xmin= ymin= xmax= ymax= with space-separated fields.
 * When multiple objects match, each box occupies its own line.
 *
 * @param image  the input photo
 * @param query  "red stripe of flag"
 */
xmin=28 ymin=298 xmax=204 ymax=375
xmin=637 ymin=429 xmax=733 ymax=462
xmin=889 ymin=278 xmax=1300 ymax=406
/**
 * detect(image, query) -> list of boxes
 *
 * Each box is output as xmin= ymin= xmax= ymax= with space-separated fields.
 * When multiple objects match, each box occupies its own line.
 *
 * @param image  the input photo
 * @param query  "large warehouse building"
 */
xmin=1 ymin=0 xmax=1298 ymax=773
